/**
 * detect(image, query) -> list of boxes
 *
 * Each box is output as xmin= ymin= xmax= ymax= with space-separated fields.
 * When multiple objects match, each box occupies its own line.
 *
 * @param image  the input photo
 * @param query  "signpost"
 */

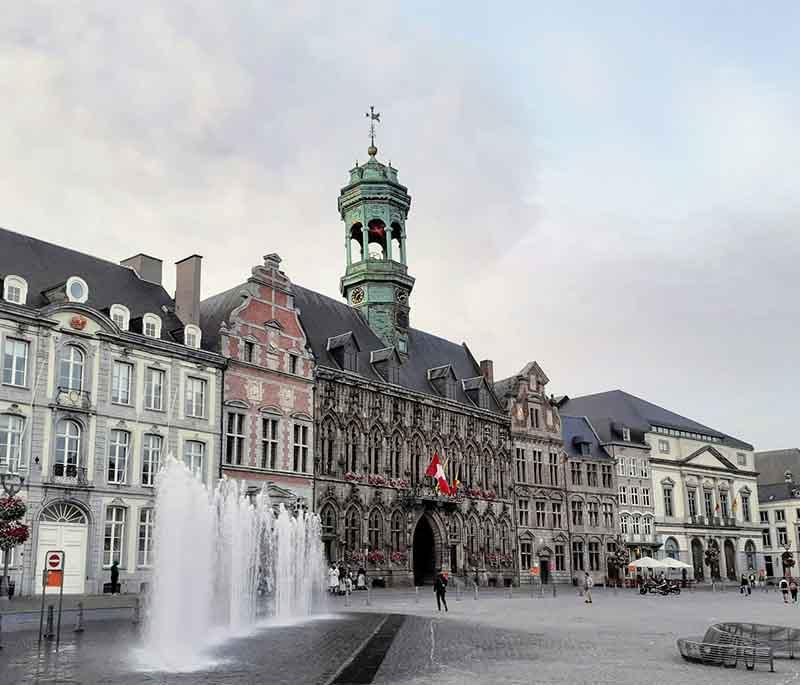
xmin=38 ymin=550 xmax=66 ymax=648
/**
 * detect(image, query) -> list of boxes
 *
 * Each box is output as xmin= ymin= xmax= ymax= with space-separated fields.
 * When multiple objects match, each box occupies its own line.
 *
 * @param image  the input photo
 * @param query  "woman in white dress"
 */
xmin=328 ymin=564 xmax=339 ymax=594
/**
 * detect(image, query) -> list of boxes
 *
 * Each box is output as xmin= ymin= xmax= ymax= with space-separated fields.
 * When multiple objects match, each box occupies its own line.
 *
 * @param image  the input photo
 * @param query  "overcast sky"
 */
xmin=2 ymin=2 xmax=798 ymax=450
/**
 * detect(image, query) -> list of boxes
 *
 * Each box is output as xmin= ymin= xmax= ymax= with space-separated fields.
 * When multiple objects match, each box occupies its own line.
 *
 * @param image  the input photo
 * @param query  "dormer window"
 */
xmin=110 ymin=304 xmax=130 ymax=331
xmin=143 ymin=313 xmax=161 ymax=339
xmin=327 ymin=332 xmax=359 ymax=372
xmin=580 ymin=442 xmax=590 ymax=456
xmin=622 ymin=427 xmax=631 ymax=442
xmin=66 ymin=276 xmax=89 ymax=303
xmin=3 ymin=275 xmax=28 ymax=304
xmin=184 ymin=324 xmax=201 ymax=349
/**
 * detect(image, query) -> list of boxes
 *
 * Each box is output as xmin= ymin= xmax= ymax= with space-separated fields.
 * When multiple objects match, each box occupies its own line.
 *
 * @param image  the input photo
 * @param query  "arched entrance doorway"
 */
xmin=36 ymin=501 xmax=89 ymax=594
xmin=724 ymin=539 xmax=737 ymax=580
xmin=691 ymin=538 xmax=704 ymax=580
xmin=413 ymin=516 xmax=436 ymax=586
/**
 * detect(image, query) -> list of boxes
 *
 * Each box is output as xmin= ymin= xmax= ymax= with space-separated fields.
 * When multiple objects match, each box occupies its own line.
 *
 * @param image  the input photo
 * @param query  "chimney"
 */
xmin=121 ymin=253 xmax=163 ymax=285
xmin=480 ymin=359 xmax=494 ymax=385
xmin=175 ymin=255 xmax=202 ymax=325
xmin=785 ymin=470 xmax=793 ymax=484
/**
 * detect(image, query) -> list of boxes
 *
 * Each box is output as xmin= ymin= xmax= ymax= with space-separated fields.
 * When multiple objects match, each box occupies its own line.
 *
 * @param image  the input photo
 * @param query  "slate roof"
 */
xmin=560 ymin=390 xmax=752 ymax=450
xmin=0 ymin=226 xmax=183 ymax=340
xmin=492 ymin=375 xmax=516 ymax=400
xmin=755 ymin=449 xmax=800 ymax=487
xmin=561 ymin=415 xmax=612 ymax=461
xmin=199 ymin=279 xmax=503 ymax=412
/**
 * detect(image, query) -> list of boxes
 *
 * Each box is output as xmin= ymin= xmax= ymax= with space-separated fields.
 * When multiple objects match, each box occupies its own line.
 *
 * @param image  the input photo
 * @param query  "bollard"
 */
xmin=456 ymin=582 xmax=462 ymax=602
xmin=473 ymin=584 xmax=478 ymax=601
xmin=414 ymin=586 xmax=419 ymax=604
xmin=45 ymin=605 xmax=55 ymax=639
xmin=74 ymin=601 xmax=85 ymax=633
xmin=552 ymin=583 xmax=557 ymax=598
xmin=132 ymin=597 xmax=140 ymax=625
xmin=365 ymin=586 xmax=371 ymax=607
xmin=506 ymin=585 xmax=513 ymax=599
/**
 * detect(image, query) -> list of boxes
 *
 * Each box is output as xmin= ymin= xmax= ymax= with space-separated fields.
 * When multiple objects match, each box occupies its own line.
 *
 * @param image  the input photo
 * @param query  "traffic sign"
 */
xmin=47 ymin=552 xmax=64 ymax=571
xmin=529 ymin=567 xmax=540 ymax=576
xmin=47 ymin=570 xmax=63 ymax=587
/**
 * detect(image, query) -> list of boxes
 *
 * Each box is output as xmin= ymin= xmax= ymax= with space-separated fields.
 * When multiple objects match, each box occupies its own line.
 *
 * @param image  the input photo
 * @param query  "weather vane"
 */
xmin=365 ymin=105 xmax=380 ymax=156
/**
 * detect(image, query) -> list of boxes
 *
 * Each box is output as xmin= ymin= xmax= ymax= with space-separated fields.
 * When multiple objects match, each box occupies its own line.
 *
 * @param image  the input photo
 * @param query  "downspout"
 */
xmin=563 ymin=450 xmax=573 ymax=583
xmin=218 ymin=364 xmax=225 ymax=482
xmin=311 ymin=374 xmax=317 ymax=514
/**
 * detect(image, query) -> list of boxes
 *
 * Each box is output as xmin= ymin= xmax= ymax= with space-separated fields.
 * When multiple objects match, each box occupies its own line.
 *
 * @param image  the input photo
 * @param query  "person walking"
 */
xmin=357 ymin=567 xmax=366 ymax=591
xmin=110 ymin=560 xmax=120 ymax=595
xmin=740 ymin=574 xmax=749 ymax=596
xmin=779 ymin=576 xmax=789 ymax=603
xmin=583 ymin=572 xmax=594 ymax=604
xmin=329 ymin=564 xmax=339 ymax=595
xmin=434 ymin=570 xmax=449 ymax=612
xmin=790 ymin=577 xmax=798 ymax=603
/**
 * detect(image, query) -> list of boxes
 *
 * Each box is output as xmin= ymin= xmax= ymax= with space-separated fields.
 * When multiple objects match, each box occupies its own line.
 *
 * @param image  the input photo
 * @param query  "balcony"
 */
xmin=49 ymin=464 xmax=90 ymax=488
xmin=688 ymin=515 xmax=737 ymax=528
xmin=401 ymin=484 xmax=463 ymax=511
xmin=55 ymin=387 xmax=92 ymax=412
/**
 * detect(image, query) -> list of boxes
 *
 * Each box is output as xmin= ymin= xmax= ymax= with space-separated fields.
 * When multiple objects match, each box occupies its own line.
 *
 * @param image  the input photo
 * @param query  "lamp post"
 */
xmin=0 ymin=473 xmax=25 ymax=601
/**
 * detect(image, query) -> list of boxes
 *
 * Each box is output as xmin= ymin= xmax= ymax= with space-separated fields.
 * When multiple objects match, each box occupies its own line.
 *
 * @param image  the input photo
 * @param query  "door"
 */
xmin=36 ymin=503 xmax=89 ymax=594
xmin=540 ymin=559 xmax=550 ymax=584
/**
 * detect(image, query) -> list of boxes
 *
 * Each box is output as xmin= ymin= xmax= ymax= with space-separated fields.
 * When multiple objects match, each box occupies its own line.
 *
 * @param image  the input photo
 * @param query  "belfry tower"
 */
xmin=339 ymin=107 xmax=415 ymax=354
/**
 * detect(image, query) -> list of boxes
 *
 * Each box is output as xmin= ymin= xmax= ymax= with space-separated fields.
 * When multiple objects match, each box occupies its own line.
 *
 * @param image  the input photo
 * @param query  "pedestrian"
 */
xmin=473 ymin=568 xmax=479 ymax=590
xmin=329 ymin=564 xmax=339 ymax=595
xmin=357 ymin=567 xmax=366 ymax=591
xmin=791 ymin=577 xmax=798 ymax=603
xmin=345 ymin=572 xmax=353 ymax=596
xmin=583 ymin=571 xmax=594 ymax=604
xmin=740 ymin=574 xmax=749 ymax=596
xmin=748 ymin=572 xmax=756 ymax=595
xmin=434 ymin=569 xmax=449 ymax=612
xmin=110 ymin=560 xmax=119 ymax=595
xmin=338 ymin=565 xmax=346 ymax=596
xmin=779 ymin=576 xmax=789 ymax=603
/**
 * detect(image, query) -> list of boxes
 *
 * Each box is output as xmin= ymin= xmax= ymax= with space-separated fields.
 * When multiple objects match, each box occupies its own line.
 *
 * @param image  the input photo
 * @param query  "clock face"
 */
xmin=351 ymin=287 xmax=365 ymax=305
xmin=395 ymin=288 xmax=409 ymax=304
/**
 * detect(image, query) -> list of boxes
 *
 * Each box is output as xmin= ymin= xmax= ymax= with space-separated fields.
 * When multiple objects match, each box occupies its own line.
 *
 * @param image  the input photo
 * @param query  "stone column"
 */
xmin=362 ymin=225 xmax=369 ymax=260
xmin=385 ymin=225 xmax=393 ymax=261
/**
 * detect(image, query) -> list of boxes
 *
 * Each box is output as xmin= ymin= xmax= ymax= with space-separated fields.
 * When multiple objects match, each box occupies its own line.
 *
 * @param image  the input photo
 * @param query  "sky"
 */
xmin=1 ymin=2 xmax=798 ymax=450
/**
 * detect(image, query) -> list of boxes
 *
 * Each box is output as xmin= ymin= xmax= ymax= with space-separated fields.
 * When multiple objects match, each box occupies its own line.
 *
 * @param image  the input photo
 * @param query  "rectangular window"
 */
xmin=184 ymin=440 xmax=205 ymax=480
xmin=185 ymin=377 xmax=207 ymax=418
xmin=293 ymin=424 xmax=309 ymax=472
xmin=663 ymin=487 xmax=674 ymax=517
xmin=141 ymin=434 xmax=162 ymax=486
xmin=588 ymin=541 xmax=600 ymax=571
xmin=520 ymin=542 xmax=532 ymax=572
xmin=144 ymin=368 xmax=165 ymax=411
xmin=532 ymin=450 xmax=543 ymax=483
xmin=548 ymin=453 xmax=559 ymax=484
xmin=742 ymin=495 xmax=751 ymax=522
xmin=551 ymin=502 xmax=562 ymax=528
xmin=639 ymin=460 xmax=648 ymax=478
xmin=535 ymin=501 xmax=546 ymax=527
xmin=571 ymin=541 xmax=584 ymax=571
xmin=778 ymin=527 xmax=789 ymax=546
xmin=588 ymin=501 xmax=599 ymax=526
xmin=144 ymin=320 xmax=158 ymax=338
xmin=111 ymin=361 xmax=133 ymax=405
xmin=760 ymin=510 xmax=769 ymax=524
xmin=622 ymin=427 xmax=631 ymax=442
xmin=602 ymin=503 xmax=614 ymax=528
xmin=643 ymin=517 xmax=652 ymax=536
xmin=570 ymin=462 xmax=582 ymax=485
xmin=618 ymin=485 xmax=627 ymax=505
xmin=244 ymin=341 xmax=255 ymax=363
xmin=518 ymin=499 xmax=530 ymax=527
xmin=631 ymin=487 xmax=639 ymax=506
xmin=620 ymin=515 xmax=628 ymax=535
xmin=137 ymin=508 xmax=154 ymax=567
xmin=776 ymin=510 xmax=786 ymax=522
xmin=632 ymin=516 xmax=641 ymax=536
xmin=289 ymin=355 xmax=298 ymax=374
xmin=225 ymin=412 xmax=246 ymax=466
xmin=762 ymin=528 xmax=772 ymax=547
xmin=530 ymin=406 xmax=540 ymax=429
xmin=2 ymin=338 xmax=28 ymax=386
xmin=107 ymin=430 xmax=129 ymax=484
xmin=719 ymin=491 xmax=729 ymax=518
xmin=704 ymin=491 xmax=714 ymax=518
xmin=555 ymin=544 xmax=565 ymax=571
xmin=0 ymin=547 xmax=15 ymax=569
xmin=658 ymin=439 xmax=670 ymax=454
xmin=617 ymin=457 xmax=626 ymax=476
xmin=736 ymin=452 xmax=747 ymax=466
xmin=515 ymin=447 xmax=527 ymax=482
xmin=0 ymin=414 xmax=24 ymax=473
xmin=601 ymin=464 xmax=612 ymax=488
xmin=571 ymin=500 xmax=583 ymax=526
xmin=628 ymin=459 xmax=637 ymax=477
xmin=261 ymin=418 xmax=278 ymax=469
xmin=688 ymin=490 xmax=697 ymax=517
xmin=642 ymin=487 xmax=651 ymax=507
xmin=587 ymin=463 xmax=598 ymax=487
xmin=103 ymin=506 xmax=126 ymax=567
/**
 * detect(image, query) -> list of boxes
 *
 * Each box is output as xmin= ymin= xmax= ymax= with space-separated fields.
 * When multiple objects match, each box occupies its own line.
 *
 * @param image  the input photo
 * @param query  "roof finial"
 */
xmin=365 ymin=105 xmax=380 ymax=157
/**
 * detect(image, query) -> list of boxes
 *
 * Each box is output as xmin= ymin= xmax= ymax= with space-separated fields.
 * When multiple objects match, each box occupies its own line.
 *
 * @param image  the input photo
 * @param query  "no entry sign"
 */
xmin=47 ymin=551 xmax=64 ymax=571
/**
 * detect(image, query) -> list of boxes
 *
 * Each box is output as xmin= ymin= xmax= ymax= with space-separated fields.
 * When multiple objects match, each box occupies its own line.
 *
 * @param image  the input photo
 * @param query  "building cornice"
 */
xmin=649 ymin=457 xmax=758 ymax=478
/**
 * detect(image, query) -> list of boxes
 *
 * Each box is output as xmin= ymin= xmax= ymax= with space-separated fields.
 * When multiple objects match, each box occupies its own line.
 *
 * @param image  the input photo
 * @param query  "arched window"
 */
xmin=411 ymin=436 xmax=423 ymax=485
xmin=390 ymin=433 xmax=402 ymax=478
xmin=368 ymin=428 xmax=382 ymax=474
xmin=449 ymin=515 xmax=462 ymax=541
xmin=3 ymin=275 xmax=28 ymax=304
xmin=466 ymin=449 xmax=477 ymax=486
xmin=41 ymin=502 xmax=88 ymax=524
xmin=368 ymin=509 xmax=383 ymax=549
xmin=467 ymin=518 xmax=479 ymax=556
xmin=345 ymin=507 xmax=361 ymax=549
xmin=390 ymin=221 xmax=404 ymax=262
xmin=320 ymin=505 xmax=337 ymax=537
xmin=745 ymin=539 xmax=757 ymax=570
xmin=483 ymin=457 xmax=491 ymax=490
xmin=485 ymin=520 xmax=496 ymax=552
xmin=664 ymin=537 xmax=679 ymax=560
xmin=390 ymin=511 xmax=404 ymax=550
xmin=110 ymin=304 xmax=130 ymax=330
xmin=59 ymin=346 xmax=84 ymax=391
xmin=620 ymin=514 xmax=629 ymax=535
xmin=0 ymin=414 xmax=24 ymax=472
xmin=497 ymin=460 xmax=506 ymax=497
xmin=184 ymin=324 xmax=201 ymax=349
xmin=500 ymin=521 xmax=511 ymax=555
xmin=346 ymin=424 xmax=360 ymax=473
xmin=55 ymin=420 xmax=81 ymax=476
xmin=142 ymin=313 xmax=161 ymax=339
xmin=320 ymin=420 xmax=336 ymax=475
xmin=349 ymin=222 xmax=363 ymax=264
xmin=632 ymin=515 xmax=641 ymax=536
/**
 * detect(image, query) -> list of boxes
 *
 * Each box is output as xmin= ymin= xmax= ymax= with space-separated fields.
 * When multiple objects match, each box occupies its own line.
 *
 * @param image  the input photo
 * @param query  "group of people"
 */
xmin=328 ymin=564 xmax=368 ymax=595
xmin=778 ymin=576 xmax=799 ymax=603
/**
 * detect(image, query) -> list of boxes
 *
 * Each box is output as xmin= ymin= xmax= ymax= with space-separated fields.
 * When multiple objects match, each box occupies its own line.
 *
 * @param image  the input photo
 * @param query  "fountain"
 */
xmin=142 ymin=457 xmax=325 ymax=671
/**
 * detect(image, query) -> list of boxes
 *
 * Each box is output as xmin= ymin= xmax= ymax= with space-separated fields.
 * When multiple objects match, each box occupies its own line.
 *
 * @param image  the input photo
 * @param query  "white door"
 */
xmin=35 ymin=503 xmax=89 ymax=595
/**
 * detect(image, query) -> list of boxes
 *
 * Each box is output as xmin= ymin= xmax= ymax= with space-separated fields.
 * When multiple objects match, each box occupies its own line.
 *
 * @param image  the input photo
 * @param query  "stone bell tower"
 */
xmin=339 ymin=107 xmax=415 ymax=354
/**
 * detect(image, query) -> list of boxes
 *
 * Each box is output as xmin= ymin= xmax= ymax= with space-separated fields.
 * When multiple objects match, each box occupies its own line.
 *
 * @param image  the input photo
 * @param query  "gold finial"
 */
xmin=365 ymin=105 xmax=380 ymax=157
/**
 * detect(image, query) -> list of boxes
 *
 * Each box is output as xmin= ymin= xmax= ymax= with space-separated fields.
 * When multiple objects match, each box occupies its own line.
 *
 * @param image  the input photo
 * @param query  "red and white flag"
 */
xmin=425 ymin=452 xmax=451 ymax=495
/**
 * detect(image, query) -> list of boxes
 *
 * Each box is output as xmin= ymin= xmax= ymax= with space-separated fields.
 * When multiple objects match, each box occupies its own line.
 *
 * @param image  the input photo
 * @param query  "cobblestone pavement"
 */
xmin=1 ymin=587 xmax=798 ymax=684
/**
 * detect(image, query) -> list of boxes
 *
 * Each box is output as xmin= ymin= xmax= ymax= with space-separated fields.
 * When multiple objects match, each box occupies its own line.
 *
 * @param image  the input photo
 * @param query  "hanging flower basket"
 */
xmin=367 ymin=549 xmax=385 ymax=564
xmin=0 ymin=496 xmax=26 ymax=522
xmin=486 ymin=552 xmax=500 ymax=568
xmin=367 ymin=474 xmax=387 ymax=486
xmin=0 ymin=522 xmax=30 ymax=551
xmin=483 ymin=490 xmax=497 ymax=501
xmin=390 ymin=550 xmax=407 ymax=564
xmin=500 ymin=553 xmax=514 ymax=567
xmin=346 ymin=550 xmax=365 ymax=563
xmin=467 ymin=487 xmax=482 ymax=498
xmin=782 ymin=551 xmax=796 ymax=568
xmin=344 ymin=472 xmax=365 ymax=483
xmin=388 ymin=478 xmax=410 ymax=490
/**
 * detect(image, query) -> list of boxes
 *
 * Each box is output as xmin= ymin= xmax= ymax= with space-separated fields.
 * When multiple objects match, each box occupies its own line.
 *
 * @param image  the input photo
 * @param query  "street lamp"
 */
xmin=0 ymin=473 xmax=26 ymax=601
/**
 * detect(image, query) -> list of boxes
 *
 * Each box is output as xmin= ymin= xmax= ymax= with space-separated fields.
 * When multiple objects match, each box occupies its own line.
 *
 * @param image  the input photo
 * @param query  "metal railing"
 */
xmin=50 ymin=464 xmax=90 ymax=487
